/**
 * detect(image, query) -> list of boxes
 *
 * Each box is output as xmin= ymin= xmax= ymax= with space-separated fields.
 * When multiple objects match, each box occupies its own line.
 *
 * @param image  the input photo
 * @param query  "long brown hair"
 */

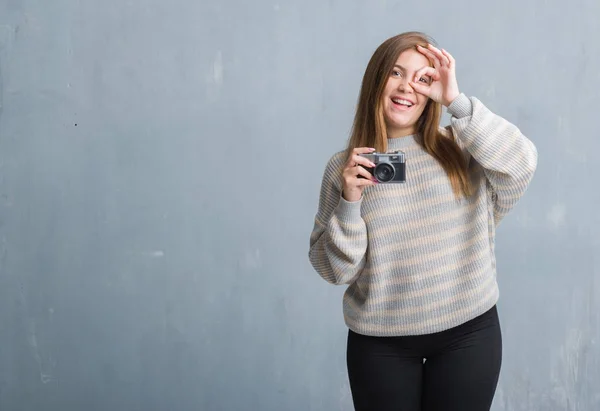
xmin=346 ymin=32 xmax=472 ymax=198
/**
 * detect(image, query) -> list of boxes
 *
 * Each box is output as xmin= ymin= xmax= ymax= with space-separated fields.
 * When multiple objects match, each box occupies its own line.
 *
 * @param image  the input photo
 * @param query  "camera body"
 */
xmin=359 ymin=150 xmax=406 ymax=183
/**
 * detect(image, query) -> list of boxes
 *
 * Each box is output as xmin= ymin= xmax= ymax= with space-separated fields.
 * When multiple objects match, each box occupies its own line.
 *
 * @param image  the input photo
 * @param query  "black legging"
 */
xmin=346 ymin=305 xmax=502 ymax=411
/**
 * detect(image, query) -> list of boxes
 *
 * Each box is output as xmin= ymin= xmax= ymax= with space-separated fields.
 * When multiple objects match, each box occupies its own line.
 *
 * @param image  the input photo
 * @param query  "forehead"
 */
xmin=394 ymin=49 xmax=430 ymax=71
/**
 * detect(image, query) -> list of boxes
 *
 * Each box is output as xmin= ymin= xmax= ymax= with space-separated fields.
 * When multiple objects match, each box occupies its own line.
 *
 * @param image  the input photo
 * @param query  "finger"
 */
xmin=441 ymin=48 xmax=455 ymax=68
xmin=409 ymin=80 xmax=430 ymax=97
xmin=414 ymin=66 xmax=437 ymax=83
xmin=344 ymin=167 xmax=376 ymax=187
xmin=353 ymin=172 xmax=378 ymax=186
xmin=345 ymin=160 xmax=373 ymax=174
xmin=347 ymin=147 xmax=375 ymax=167
xmin=343 ymin=162 xmax=371 ymax=178
xmin=352 ymin=147 xmax=376 ymax=155
xmin=426 ymin=44 xmax=449 ymax=67
xmin=426 ymin=44 xmax=446 ymax=60
xmin=352 ymin=154 xmax=376 ymax=169
xmin=417 ymin=45 xmax=441 ymax=68
xmin=354 ymin=165 xmax=374 ymax=180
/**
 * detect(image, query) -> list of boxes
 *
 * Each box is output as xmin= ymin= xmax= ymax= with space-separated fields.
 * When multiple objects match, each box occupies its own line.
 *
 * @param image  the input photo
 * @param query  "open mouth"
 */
xmin=391 ymin=97 xmax=414 ymax=110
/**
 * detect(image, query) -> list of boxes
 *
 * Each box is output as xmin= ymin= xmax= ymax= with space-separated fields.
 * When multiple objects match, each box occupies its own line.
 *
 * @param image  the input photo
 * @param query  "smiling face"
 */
xmin=382 ymin=48 xmax=432 ymax=138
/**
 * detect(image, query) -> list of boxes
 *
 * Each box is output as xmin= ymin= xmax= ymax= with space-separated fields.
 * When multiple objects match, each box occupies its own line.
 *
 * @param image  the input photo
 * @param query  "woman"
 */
xmin=308 ymin=32 xmax=537 ymax=411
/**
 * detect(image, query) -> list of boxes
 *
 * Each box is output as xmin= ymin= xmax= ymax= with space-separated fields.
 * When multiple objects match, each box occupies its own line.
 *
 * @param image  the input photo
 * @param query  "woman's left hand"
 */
xmin=410 ymin=44 xmax=460 ymax=107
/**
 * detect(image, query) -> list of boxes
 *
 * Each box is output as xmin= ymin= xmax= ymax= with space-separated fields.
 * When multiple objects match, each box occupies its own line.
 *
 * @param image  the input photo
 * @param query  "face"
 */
xmin=381 ymin=48 xmax=431 ymax=138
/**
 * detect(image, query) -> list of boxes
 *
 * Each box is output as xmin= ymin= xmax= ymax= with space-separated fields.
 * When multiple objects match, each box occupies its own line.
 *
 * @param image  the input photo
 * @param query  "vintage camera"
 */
xmin=359 ymin=150 xmax=406 ymax=183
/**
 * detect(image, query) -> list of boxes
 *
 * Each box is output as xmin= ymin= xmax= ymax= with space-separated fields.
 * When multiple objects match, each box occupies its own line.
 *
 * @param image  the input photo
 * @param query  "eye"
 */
xmin=419 ymin=77 xmax=430 ymax=83
xmin=391 ymin=70 xmax=403 ymax=77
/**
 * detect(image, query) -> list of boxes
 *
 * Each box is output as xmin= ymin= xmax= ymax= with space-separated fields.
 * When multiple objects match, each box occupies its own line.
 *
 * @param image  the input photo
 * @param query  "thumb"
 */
xmin=409 ymin=81 xmax=430 ymax=97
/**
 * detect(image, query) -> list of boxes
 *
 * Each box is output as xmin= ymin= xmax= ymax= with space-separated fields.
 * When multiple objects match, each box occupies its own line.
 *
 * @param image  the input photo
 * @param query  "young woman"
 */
xmin=308 ymin=32 xmax=538 ymax=411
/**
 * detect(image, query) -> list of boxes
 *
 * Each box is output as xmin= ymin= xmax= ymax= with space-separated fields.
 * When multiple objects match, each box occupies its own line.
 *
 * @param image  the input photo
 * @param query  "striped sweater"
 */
xmin=308 ymin=93 xmax=538 ymax=336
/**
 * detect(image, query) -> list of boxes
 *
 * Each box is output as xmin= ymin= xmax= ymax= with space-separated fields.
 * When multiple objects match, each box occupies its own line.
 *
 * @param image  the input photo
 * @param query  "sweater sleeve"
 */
xmin=308 ymin=154 xmax=368 ymax=285
xmin=447 ymin=93 xmax=538 ymax=225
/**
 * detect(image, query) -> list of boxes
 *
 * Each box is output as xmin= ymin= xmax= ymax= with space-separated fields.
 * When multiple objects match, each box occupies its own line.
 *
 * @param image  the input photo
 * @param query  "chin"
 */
xmin=385 ymin=100 xmax=425 ymax=130
xmin=385 ymin=114 xmax=420 ymax=135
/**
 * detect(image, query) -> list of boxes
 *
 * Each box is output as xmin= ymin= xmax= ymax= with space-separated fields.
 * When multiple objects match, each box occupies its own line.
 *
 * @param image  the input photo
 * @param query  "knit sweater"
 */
xmin=308 ymin=93 xmax=538 ymax=337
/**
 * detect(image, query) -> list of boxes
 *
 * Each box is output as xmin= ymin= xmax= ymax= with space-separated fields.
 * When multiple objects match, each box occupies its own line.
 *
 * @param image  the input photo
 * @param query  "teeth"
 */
xmin=392 ymin=98 xmax=413 ymax=107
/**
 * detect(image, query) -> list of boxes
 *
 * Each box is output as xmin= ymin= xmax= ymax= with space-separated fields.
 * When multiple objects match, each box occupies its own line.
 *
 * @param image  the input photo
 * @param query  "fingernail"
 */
xmin=370 ymin=162 xmax=376 ymax=167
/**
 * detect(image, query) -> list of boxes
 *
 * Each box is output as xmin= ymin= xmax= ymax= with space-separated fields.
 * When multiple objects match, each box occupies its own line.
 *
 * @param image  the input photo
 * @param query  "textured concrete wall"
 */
xmin=0 ymin=0 xmax=598 ymax=409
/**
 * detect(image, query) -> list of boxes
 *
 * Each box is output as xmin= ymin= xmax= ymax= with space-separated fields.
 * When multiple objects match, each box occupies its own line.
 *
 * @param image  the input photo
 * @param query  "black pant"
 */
xmin=346 ymin=306 xmax=502 ymax=411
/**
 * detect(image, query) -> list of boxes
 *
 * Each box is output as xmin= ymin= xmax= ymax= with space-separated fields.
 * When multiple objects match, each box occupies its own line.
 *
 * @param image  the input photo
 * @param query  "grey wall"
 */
xmin=0 ymin=0 xmax=598 ymax=410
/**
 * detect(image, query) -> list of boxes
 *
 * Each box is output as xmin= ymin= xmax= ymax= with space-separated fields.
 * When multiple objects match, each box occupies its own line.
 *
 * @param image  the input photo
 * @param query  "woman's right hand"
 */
xmin=341 ymin=147 xmax=378 ymax=202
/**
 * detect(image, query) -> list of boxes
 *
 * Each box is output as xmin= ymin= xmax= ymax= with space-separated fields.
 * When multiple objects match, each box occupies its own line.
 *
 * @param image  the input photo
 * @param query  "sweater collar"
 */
xmin=386 ymin=134 xmax=418 ymax=152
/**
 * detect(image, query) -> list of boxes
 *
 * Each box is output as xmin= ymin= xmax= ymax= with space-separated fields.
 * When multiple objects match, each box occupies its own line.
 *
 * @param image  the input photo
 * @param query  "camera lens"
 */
xmin=374 ymin=163 xmax=395 ymax=182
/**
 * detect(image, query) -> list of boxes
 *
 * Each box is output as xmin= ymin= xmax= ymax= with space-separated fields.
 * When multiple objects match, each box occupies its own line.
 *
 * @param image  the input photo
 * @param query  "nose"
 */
xmin=397 ymin=76 xmax=414 ymax=93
